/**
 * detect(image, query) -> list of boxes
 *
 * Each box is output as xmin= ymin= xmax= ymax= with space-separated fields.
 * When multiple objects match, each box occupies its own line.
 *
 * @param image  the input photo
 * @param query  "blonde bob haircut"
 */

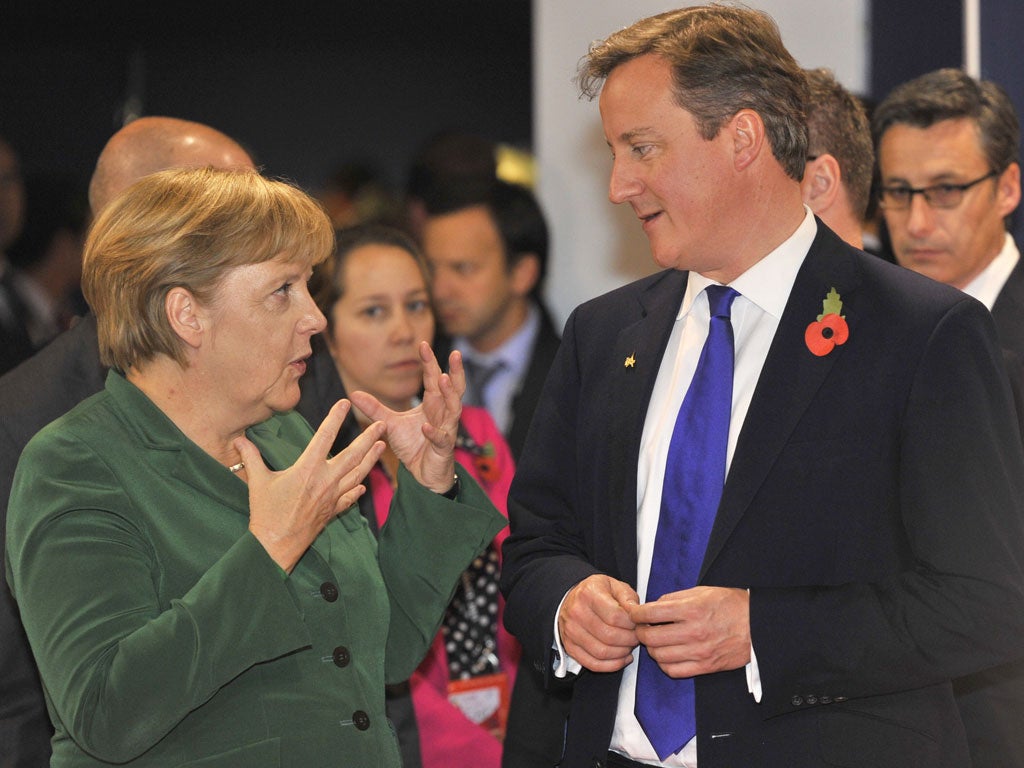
xmin=82 ymin=166 xmax=334 ymax=372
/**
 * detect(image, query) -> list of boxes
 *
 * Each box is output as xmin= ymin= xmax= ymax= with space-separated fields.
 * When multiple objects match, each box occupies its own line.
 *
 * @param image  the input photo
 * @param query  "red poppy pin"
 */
xmin=472 ymin=443 xmax=501 ymax=484
xmin=805 ymin=287 xmax=849 ymax=357
xmin=457 ymin=431 xmax=502 ymax=484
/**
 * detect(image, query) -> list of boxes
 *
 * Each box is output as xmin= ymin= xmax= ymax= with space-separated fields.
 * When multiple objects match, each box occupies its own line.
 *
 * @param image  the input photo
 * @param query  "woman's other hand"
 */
xmin=238 ymin=399 xmax=385 ymax=572
xmin=349 ymin=342 xmax=463 ymax=494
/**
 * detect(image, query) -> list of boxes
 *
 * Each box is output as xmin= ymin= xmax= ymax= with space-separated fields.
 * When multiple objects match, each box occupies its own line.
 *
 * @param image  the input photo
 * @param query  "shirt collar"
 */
xmin=961 ymin=232 xmax=1019 ymax=311
xmin=455 ymin=301 xmax=540 ymax=380
xmin=678 ymin=207 xmax=817 ymax=319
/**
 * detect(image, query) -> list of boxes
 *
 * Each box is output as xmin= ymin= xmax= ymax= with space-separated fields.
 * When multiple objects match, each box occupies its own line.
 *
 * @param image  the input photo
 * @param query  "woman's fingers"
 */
xmin=331 ymin=438 xmax=386 ymax=514
xmin=232 ymin=435 xmax=263 ymax=478
xmin=445 ymin=347 xmax=466 ymax=399
xmin=300 ymin=398 xmax=353 ymax=467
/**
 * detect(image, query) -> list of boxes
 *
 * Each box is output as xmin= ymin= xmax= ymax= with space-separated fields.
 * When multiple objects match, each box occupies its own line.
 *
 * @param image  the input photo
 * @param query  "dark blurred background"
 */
xmin=0 ymin=0 xmax=533 ymax=200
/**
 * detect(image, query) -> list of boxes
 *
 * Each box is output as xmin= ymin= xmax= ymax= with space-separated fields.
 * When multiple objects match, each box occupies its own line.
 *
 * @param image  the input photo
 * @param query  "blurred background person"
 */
xmin=800 ymin=67 xmax=875 ymax=250
xmin=873 ymin=69 xmax=1022 ymax=355
xmin=6 ymin=166 xmax=503 ymax=768
xmin=318 ymin=161 xmax=406 ymax=232
xmin=298 ymin=223 xmax=519 ymax=768
xmin=5 ymin=173 xmax=90 ymax=342
xmin=405 ymin=130 xmax=500 ymax=240
xmin=0 ymin=135 xmax=35 ymax=375
xmin=420 ymin=177 xmax=568 ymax=768
xmin=422 ymin=179 xmax=560 ymax=461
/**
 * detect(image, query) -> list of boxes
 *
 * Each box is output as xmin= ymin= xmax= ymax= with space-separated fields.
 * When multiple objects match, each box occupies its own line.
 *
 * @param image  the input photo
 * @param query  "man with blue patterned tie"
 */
xmin=499 ymin=6 xmax=1024 ymax=768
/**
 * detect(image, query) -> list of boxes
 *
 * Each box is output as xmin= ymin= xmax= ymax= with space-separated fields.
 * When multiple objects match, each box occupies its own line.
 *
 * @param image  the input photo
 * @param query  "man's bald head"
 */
xmin=88 ymin=116 xmax=254 ymax=215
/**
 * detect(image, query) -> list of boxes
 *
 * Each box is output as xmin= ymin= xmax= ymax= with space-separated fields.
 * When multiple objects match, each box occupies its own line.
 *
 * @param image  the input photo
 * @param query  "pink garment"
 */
xmin=369 ymin=405 xmax=519 ymax=768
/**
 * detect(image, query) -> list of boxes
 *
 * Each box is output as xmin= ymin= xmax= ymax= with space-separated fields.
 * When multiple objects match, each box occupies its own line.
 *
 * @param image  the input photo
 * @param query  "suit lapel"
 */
xmin=606 ymin=270 xmax=688 ymax=583
xmin=992 ymin=256 xmax=1024 ymax=357
xmin=170 ymin=448 xmax=250 ymax=514
xmin=101 ymin=372 xmax=250 ymax=516
xmin=700 ymin=229 xmax=863 ymax=580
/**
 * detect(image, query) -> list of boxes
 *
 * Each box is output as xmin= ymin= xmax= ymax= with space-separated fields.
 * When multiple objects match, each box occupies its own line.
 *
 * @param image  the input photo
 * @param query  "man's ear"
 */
xmin=165 ymin=287 xmax=204 ymax=350
xmin=732 ymin=109 xmax=766 ymax=171
xmin=800 ymin=154 xmax=842 ymax=214
xmin=510 ymin=253 xmax=540 ymax=297
xmin=996 ymin=162 xmax=1022 ymax=220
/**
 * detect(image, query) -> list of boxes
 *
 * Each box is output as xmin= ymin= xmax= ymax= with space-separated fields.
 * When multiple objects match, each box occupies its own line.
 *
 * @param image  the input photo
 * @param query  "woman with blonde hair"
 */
xmin=5 ymin=167 xmax=503 ymax=767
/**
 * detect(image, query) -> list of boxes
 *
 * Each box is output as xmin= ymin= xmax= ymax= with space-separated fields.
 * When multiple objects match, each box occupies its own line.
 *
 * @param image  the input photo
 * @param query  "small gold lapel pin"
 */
xmin=624 ymin=353 xmax=636 ymax=368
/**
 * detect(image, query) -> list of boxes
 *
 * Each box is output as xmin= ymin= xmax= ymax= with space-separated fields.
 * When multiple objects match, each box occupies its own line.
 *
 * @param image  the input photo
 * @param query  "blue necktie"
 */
xmin=462 ymin=357 xmax=506 ymax=408
xmin=635 ymin=284 xmax=739 ymax=760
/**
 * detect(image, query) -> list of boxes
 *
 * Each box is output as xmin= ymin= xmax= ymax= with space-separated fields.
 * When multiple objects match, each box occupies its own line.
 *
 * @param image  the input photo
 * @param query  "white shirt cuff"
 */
xmin=552 ymin=589 xmax=583 ymax=677
xmin=746 ymin=641 xmax=762 ymax=701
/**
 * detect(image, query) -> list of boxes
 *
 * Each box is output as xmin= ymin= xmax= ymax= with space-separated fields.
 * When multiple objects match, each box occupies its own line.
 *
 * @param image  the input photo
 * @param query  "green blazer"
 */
xmin=5 ymin=371 xmax=504 ymax=767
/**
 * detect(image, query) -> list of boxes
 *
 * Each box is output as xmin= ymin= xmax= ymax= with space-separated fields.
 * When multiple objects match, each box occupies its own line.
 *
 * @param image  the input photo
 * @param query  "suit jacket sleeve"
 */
xmin=500 ymin=306 xmax=604 ymax=672
xmin=379 ymin=463 xmax=506 ymax=684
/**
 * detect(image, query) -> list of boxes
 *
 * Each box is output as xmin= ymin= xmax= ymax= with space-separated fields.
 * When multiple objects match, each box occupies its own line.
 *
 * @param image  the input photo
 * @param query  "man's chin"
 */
xmin=649 ymin=245 xmax=686 ymax=271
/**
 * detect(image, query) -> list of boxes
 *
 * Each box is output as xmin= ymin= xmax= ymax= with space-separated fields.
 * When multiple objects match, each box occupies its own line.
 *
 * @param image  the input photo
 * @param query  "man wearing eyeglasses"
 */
xmin=873 ymin=68 xmax=1024 ymax=768
xmin=874 ymin=68 xmax=1022 ymax=350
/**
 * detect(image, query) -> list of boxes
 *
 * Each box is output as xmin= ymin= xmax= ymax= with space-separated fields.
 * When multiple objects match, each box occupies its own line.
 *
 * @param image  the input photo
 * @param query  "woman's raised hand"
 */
xmin=238 ymin=399 xmax=385 ymax=573
xmin=349 ymin=342 xmax=464 ymax=494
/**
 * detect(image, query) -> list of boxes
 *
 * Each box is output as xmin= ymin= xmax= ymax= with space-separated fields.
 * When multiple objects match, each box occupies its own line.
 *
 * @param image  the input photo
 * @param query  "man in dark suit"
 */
xmin=422 ymin=179 xmax=568 ymax=767
xmin=0 ymin=116 xmax=253 ymax=768
xmin=799 ymin=68 xmax=875 ymax=252
xmin=873 ymin=67 xmax=1024 ymax=768
xmin=500 ymin=7 xmax=1024 ymax=768
xmin=874 ymin=68 xmax=1024 ymax=374
xmin=423 ymin=179 xmax=561 ymax=461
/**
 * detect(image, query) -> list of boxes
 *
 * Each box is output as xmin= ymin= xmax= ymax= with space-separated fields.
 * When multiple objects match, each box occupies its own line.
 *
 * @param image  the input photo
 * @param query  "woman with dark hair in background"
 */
xmin=299 ymin=223 xmax=519 ymax=768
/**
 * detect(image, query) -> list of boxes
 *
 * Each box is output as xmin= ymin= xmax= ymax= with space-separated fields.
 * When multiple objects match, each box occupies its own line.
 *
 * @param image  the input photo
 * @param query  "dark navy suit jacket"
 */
xmin=501 ymin=222 xmax=1024 ymax=768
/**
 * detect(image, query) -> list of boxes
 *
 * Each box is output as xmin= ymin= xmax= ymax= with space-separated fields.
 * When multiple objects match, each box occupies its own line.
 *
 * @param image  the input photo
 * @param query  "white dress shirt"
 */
xmin=555 ymin=209 xmax=818 ymax=767
xmin=452 ymin=302 xmax=540 ymax=434
xmin=961 ymin=232 xmax=1019 ymax=311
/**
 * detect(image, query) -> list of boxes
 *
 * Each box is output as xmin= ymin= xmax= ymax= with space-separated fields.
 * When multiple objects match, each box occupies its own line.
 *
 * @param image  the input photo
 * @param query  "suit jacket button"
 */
xmin=332 ymin=645 xmax=351 ymax=668
xmin=320 ymin=582 xmax=339 ymax=602
xmin=791 ymin=695 xmax=804 ymax=706
xmin=820 ymin=695 xmax=832 ymax=704
xmin=834 ymin=696 xmax=848 ymax=702
xmin=353 ymin=710 xmax=370 ymax=730
xmin=806 ymin=695 xmax=818 ymax=705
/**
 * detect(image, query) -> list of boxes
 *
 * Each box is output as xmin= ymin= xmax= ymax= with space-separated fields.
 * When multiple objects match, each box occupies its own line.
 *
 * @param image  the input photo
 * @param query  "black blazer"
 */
xmin=991 ymin=253 xmax=1024 ymax=360
xmin=505 ymin=303 xmax=561 ymax=461
xmin=952 ymin=249 xmax=1024 ymax=768
xmin=501 ymin=223 xmax=1024 ymax=768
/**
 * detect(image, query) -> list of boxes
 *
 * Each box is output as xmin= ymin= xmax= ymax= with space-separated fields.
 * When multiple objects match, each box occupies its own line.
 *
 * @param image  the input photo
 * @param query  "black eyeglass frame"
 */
xmin=876 ymin=170 xmax=1000 ymax=210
